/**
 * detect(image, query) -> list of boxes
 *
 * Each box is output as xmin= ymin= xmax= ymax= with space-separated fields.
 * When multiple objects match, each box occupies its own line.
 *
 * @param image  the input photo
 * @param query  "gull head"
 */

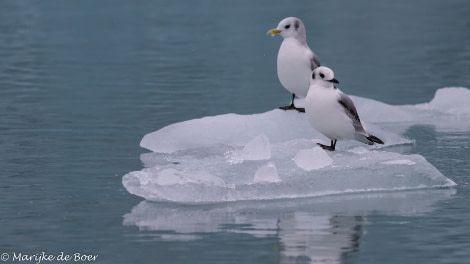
xmin=266 ymin=17 xmax=306 ymax=40
xmin=311 ymin=66 xmax=339 ymax=87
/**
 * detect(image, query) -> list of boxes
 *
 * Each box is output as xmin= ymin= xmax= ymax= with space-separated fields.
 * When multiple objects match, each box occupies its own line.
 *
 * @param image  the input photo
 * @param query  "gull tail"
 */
xmin=354 ymin=132 xmax=385 ymax=146
xmin=366 ymin=134 xmax=384 ymax=145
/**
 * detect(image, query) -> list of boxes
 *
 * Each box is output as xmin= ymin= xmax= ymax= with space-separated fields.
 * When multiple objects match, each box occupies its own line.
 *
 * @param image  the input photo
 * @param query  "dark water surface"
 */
xmin=1 ymin=1 xmax=470 ymax=263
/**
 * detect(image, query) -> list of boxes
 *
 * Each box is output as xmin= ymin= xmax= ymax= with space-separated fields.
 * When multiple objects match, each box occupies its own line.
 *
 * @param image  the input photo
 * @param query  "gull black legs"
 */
xmin=279 ymin=94 xmax=305 ymax=113
xmin=317 ymin=139 xmax=337 ymax=151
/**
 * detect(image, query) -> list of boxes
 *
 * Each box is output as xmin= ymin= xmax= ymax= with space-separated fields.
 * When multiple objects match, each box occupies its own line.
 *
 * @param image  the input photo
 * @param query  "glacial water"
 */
xmin=1 ymin=1 xmax=470 ymax=263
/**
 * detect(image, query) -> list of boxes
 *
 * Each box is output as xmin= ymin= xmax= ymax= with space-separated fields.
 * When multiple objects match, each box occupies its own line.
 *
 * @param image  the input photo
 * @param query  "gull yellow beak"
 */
xmin=266 ymin=28 xmax=281 ymax=36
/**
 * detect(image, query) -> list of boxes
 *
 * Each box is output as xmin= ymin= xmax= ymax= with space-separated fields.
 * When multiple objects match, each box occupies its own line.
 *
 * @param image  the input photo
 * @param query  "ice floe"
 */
xmin=122 ymin=88 xmax=469 ymax=203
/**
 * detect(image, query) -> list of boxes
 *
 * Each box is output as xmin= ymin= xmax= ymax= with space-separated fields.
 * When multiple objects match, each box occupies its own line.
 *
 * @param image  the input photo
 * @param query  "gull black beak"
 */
xmin=328 ymin=78 xmax=339 ymax=84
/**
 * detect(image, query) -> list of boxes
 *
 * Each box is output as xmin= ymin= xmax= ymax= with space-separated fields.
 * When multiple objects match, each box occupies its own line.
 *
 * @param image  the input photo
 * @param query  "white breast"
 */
xmin=277 ymin=39 xmax=312 ymax=98
xmin=305 ymin=86 xmax=355 ymax=141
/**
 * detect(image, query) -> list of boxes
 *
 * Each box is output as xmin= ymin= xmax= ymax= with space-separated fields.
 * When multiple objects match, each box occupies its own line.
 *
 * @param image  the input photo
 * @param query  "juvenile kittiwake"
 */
xmin=305 ymin=66 xmax=384 ymax=151
xmin=267 ymin=17 xmax=321 ymax=113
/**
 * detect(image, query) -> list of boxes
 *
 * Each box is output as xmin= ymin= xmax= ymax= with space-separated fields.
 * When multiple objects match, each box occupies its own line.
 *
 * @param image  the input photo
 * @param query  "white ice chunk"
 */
xmin=294 ymin=147 xmax=333 ymax=171
xmin=140 ymin=110 xmax=312 ymax=153
xmin=242 ymin=134 xmax=271 ymax=161
xmin=123 ymin=87 xmax=469 ymax=203
xmin=253 ymin=162 xmax=280 ymax=183
xmin=140 ymin=108 xmax=410 ymax=154
xmin=416 ymin=87 xmax=470 ymax=116
xmin=141 ymin=87 xmax=470 ymax=154
xmin=354 ymin=87 xmax=470 ymax=132
xmin=225 ymin=134 xmax=271 ymax=164
xmin=122 ymin=146 xmax=456 ymax=203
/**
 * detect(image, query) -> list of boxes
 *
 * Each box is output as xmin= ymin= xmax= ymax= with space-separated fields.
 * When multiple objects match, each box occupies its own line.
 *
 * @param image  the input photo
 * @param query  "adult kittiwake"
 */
xmin=267 ymin=17 xmax=321 ymax=113
xmin=305 ymin=66 xmax=384 ymax=151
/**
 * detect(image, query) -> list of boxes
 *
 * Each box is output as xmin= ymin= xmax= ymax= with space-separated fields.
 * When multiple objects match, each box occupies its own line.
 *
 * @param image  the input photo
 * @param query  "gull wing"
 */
xmin=338 ymin=91 xmax=385 ymax=145
xmin=310 ymin=52 xmax=321 ymax=70
xmin=337 ymin=92 xmax=366 ymax=134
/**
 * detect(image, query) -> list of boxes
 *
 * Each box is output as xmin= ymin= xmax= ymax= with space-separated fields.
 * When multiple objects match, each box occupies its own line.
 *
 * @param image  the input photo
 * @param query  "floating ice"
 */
xmin=353 ymin=87 xmax=470 ymax=132
xmin=123 ymin=88 xmax=467 ymax=203
xmin=225 ymin=134 xmax=271 ymax=164
xmin=416 ymin=87 xmax=470 ymax=116
xmin=294 ymin=147 xmax=333 ymax=171
xmin=253 ymin=162 xmax=280 ymax=183
xmin=123 ymin=145 xmax=455 ymax=203
xmin=140 ymin=109 xmax=409 ymax=154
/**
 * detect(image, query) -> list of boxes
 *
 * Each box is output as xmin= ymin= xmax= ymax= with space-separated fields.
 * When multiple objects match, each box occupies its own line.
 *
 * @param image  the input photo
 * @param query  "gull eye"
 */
xmin=285 ymin=24 xmax=291 ymax=29
xmin=319 ymin=73 xmax=325 ymax=78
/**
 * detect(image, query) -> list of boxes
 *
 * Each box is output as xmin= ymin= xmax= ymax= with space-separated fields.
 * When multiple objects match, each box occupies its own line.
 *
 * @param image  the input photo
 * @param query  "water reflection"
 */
xmin=124 ymin=189 xmax=454 ymax=263
xmin=277 ymin=214 xmax=363 ymax=263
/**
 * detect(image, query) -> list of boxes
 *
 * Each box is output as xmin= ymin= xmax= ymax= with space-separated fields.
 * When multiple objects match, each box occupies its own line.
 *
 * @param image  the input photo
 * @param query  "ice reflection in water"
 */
xmin=124 ymin=189 xmax=454 ymax=263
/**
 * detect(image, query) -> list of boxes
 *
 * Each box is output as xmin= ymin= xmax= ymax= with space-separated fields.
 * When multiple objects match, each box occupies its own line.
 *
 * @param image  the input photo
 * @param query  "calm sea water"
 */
xmin=1 ymin=0 xmax=470 ymax=263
